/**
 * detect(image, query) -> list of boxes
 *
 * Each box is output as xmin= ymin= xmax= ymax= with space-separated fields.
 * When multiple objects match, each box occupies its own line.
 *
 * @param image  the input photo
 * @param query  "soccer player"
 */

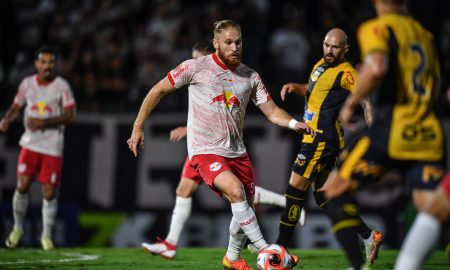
xmin=394 ymin=172 xmax=450 ymax=269
xmin=128 ymin=20 xmax=314 ymax=269
xmin=143 ymin=40 xmax=305 ymax=260
xmin=274 ymin=28 xmax=382 ymax=265
xmin=1 ymin=46 xmax=76 ymax=250
xmin=324 ymin=0 xmax=445 ymax=269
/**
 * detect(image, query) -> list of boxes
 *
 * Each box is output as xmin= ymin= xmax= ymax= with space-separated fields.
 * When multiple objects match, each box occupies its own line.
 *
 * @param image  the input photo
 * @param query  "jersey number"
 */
xmin=410 ymin=44 xmax=426 ymax=95
xmin=402 ymin=125 xmax=436 ymax=142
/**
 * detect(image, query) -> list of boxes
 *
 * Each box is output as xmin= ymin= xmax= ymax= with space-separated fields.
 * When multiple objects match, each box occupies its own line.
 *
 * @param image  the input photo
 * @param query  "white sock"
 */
xmin=254 ymin=186 xmax=286 ymax=207
xmin=42 ymin=198 xmax=58 ymax=238
xmin=166 ymin=196 xmax=192 ymax=245
xmin=226 ymin=217 xmax=247 ymax=261
xmin=12 ymin=190 xmax=29 ymax=231
xmin=394 ymin=213 xmax=440 ymax=270
xmin=231 ymin=201 xmax=267 ymax=251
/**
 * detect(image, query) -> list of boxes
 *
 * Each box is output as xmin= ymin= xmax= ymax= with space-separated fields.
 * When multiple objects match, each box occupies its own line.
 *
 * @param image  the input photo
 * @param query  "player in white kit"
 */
xmin=128 ymin=20 xmax=314 ymax=270
xmin=143 ymin=41 xmax=306 ymax=261
xmin=0 ymin=46 xmax=76 ymax=250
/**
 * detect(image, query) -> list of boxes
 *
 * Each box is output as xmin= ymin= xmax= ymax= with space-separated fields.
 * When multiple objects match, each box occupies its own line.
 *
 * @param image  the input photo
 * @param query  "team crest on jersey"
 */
xmin=209 ymin=161 xmax=222 ymax=172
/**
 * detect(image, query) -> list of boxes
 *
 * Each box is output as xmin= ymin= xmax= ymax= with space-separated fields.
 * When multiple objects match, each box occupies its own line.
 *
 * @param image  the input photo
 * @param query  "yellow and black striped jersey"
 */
xmin=357 ymin=13 xmax=443 ymax=161
xmin=302 ymin=58 xmax=358 ymax=150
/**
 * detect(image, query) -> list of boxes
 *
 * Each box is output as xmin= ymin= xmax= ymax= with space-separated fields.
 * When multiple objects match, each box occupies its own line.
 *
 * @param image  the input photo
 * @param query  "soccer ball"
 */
xmin=256 ymin=244 xmax=293 ymax=270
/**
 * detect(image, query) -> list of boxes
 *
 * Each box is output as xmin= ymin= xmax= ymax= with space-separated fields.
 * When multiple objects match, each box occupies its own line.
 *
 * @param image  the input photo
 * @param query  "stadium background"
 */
xmin=0 ymin=0 xmax=449 ymax=250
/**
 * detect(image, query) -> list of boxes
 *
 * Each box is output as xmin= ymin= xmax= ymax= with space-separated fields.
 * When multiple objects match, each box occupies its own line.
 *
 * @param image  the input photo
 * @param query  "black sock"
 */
xmin=276 ymin=184 xmax=307 ymax=247
xmin=313 ymin=191 xmax=330 ymax=209
xmin=327 ymin=193 xmax=364 ymax=269
xmin=357 ymin=216 xmax=372 ymax=240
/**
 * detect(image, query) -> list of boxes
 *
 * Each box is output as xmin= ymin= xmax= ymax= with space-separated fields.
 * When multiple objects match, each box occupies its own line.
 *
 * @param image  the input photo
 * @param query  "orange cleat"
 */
xmin=222 ymin=255 xmax=254 ymax=270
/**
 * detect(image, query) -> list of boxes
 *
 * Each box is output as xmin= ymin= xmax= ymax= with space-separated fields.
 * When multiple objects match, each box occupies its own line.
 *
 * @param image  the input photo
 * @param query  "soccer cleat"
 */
xmin=142 ymin=237 xmax=177 ymax=260
xmin=363 ymin=230 xmax=383 ymax=265
xmin=222 ymin=256 xmax=254 ymax=270
xmin=299 ymin=208 xmax=306 ymax=227
xmin=40 ymin=236 xmax=54 ymax=250
xmin=5 ymin=228 xmax=23 ymax=248
xmin=290 ymin=254 xmax=299 ymax=267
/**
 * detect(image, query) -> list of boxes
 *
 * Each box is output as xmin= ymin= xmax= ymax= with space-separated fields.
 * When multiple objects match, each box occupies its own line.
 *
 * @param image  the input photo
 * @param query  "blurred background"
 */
xmin=0 ymin=0 xmax=449 ymax=249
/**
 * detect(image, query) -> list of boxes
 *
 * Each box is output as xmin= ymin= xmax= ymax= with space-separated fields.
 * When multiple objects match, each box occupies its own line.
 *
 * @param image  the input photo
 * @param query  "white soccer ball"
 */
xmin=256 ymin=244 xmax=293 ymax=270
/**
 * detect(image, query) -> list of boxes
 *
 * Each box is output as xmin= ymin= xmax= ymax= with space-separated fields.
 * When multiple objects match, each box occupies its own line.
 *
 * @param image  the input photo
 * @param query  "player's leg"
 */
xmin=317 ymin=168 xmax=380 ymax=265
xmin=223 ymin=217 xmax=250 ymax=269
xmin=192 ymin=154 xmax=266 ymax=268
xmin=276 ymin=171 xmax=311 ymax=246
xmin=5 ymin=148 xmax=36 ymax=248
xmin=39 ymin=153 xmax=63 ymax=250
xmin=143 ymin=157 xmax=200 ymax=259
xmin=254 ymin=186 xmax=306 ymax=226
xmin=41 ymin=183 xmax=57 ymax=250
xmin=165 ymin=177 xmax=199 ymax=245
xmin=5 ymin=175 xmax=32 ymax=248
xmin=394 ymin=172 xmax=450 ymax=270
xmin=325 ymin=137 xmax=385 ymax=269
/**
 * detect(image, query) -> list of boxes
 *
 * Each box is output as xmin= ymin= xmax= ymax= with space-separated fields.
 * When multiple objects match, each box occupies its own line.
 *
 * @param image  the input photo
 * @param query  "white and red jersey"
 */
xmin=168 ymin=54 xmax=271 ymax=158
xmin=14 ymin=75 xmax=76 ymax=157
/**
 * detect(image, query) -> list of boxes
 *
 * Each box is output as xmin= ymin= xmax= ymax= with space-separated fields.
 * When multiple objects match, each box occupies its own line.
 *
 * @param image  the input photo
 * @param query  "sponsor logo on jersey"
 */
xmin=209 ymin=161 xmax=222 ymax=172
xmin=172 ymin=64 xmax=189 ymax=78
xmin=211 ymin=91 xmax=242 ymax=112
xmin=30 ymin=101 xmax=52 ymax=116
xmin=303 ymin=110 xmax=316 ymax=122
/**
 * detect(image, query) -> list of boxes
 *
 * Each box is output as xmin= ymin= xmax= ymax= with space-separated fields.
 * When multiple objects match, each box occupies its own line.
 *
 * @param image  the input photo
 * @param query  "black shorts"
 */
xmin=337 ymin=135 xmax=446 ymax=190
xmin=292 ymin=141 xmax=340 ymax=181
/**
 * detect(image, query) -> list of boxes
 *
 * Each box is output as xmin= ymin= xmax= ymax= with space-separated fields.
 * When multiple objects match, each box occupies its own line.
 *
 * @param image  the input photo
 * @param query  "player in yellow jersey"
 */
xmin=324 ymin=0 xmax=446 ymax=269
xmin=274 ymin=28 xmax=382 ymax=265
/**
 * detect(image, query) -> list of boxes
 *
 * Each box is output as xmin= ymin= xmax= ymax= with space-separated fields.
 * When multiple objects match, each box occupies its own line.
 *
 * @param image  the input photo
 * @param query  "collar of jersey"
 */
xmin=212 ymin=53 xmax=237 ymax=71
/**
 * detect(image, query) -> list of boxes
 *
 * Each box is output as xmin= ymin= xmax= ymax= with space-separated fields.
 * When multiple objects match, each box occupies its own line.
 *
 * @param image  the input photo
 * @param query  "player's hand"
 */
xmin=170 ymin=126 xmax=187 ymax=142
xmin=26 ymin=117 xmax=45 ymax=131
xmin=339 ymin=98 xmax=357 ymax=130
xmin=0 ymin=118 xmax=10 ymax=132
xmin=280 ymin=83 xmax=297 ymax=101
xmin=294 ymin=122 xmax=316 ymax=137
xmin=127 ymin=128 xmax=145 ymax=157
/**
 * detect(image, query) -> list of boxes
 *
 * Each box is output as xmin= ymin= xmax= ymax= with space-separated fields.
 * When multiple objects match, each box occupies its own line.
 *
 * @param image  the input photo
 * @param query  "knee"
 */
xmin=313 ymin=191 xmax=330 ymax=209
xmin=42 ymin=188 xmax=56 ymax=201
xmin=176 ymin=185 xmax=194 ymax=197
xmin=327 ymin=193 xmax=360 ymax=224
xmin=224 ymin=184 xmax=246 ymax=202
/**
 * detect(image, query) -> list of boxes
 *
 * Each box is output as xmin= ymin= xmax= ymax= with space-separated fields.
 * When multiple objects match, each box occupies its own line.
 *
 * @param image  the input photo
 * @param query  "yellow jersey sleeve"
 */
xmin=340 ymin=68 xmax=358 ymax=93
xmin=357 ymin=19 xmax=389 ymax=60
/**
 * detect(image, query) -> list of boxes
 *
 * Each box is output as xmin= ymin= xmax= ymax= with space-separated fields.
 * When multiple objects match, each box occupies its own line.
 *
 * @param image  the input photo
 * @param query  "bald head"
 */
xmin=322 ymin=28 xmax=349 ymax=65
xmin=325 ymin=28 xmax=348 ymax=47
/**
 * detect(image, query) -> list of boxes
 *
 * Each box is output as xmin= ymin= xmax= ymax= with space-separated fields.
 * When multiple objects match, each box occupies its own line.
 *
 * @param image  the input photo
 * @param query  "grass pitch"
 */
xmin=0 ymin=247 xmax=447 ymax=269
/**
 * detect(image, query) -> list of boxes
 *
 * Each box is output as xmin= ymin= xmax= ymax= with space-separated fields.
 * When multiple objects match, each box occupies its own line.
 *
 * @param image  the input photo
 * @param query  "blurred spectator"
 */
xmin=0 ymin=0 xmax=448 ymax=115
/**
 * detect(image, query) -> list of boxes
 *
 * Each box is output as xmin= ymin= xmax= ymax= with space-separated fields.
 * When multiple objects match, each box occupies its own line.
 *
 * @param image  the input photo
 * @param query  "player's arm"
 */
xmin=258 ymin=99 xmax=315 ymax=136
xmin=0 ymin=103 xmax=22 ymax=132
xmin=170 ymin=126 xmax=187 ymax=142
xmin=128 ymin=76 xmax=177 ymax=157
xmin=359 ymin=97 xmax=374 ymax=127
xmin=280 ymin=83 xmax=308 ymax=101
xmin=27 ymin=107 xmax=76 ymax=131
xmin=340 ymin=52 xmax=387 ymax=126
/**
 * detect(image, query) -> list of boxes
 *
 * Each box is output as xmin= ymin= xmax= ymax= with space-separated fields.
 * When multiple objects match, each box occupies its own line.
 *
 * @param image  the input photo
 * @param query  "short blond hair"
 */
xmin=213 ymin=20 xmax=241 ymax=38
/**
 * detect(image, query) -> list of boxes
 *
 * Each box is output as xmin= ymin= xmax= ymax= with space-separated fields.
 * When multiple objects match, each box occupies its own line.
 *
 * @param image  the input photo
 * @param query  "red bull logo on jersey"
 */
xmin=210 ymin=91 xmax=242 ymax=112
xmin=30 ymin=101 xmax=52 ymax=116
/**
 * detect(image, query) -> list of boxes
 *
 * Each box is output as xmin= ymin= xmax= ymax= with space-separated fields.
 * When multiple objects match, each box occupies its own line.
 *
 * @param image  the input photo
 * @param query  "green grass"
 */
xmin=0 ymin=248 xmax=447 ymax=270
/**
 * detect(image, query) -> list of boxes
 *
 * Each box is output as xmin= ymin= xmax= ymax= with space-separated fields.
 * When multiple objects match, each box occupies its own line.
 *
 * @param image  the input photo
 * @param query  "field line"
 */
xmin=0 ymin=252 xmax=100 ymax=265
